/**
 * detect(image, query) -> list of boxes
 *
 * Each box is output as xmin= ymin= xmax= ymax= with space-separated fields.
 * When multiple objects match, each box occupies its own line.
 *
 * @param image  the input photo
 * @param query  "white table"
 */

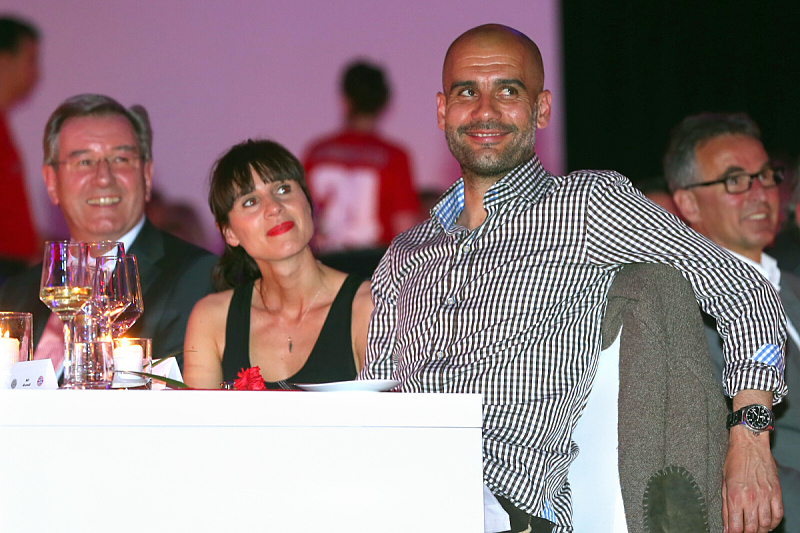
xmin=0 ymin=390 xmax=484 ymax=532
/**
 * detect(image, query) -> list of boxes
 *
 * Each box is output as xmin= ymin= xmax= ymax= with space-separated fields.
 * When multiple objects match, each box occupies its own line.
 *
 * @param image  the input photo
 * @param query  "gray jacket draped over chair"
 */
xmin=601 ymin=263 xmax=728 ymax=533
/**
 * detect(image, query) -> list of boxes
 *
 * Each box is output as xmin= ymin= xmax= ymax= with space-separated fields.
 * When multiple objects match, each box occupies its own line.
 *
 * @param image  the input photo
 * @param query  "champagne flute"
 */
xmin=112 ymin=254 xmax=143 ymax=337
xmin=39 ymin=241 xmax=92 ymax=367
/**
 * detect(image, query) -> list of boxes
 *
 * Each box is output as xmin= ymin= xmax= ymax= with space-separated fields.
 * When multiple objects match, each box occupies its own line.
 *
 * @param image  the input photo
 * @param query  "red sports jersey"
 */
xmin=303 ymin=130 xmax=418 ymax=252
xmin=0 ymin=113 xmax=39 ymax=260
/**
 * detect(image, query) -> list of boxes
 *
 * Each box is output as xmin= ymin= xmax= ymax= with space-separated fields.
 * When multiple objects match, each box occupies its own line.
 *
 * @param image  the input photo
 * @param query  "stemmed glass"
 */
xmin=82 ymin=241 xmax=127 ymax=325
xmin=65 ymin=242 xmax=125 ymax=388
xmin=91 ymin=255 xmax=132 ymax=324
xmin=112 ymin=255 xmax=143 ymax=338
xmin=39 ymin=241 xmax=125 ymax=387
xmin=39 ymin=241 xmax=93 ymax=366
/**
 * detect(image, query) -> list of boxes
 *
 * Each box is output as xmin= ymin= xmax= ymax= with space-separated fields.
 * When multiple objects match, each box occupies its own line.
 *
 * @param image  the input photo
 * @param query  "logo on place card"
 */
xmin=10 ymin=361 xmax=58 ymax=390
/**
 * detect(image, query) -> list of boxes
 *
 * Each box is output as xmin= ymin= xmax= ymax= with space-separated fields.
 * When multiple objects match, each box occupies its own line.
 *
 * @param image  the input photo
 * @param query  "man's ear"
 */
xmin=436 ymin=92 xmax=446 ymax=132
xmin=42 ymin=164 xmax=60 ymax=205
xmin=536 ymin=90 xmax=552 ymax=129
xmin=673 ymin=189 xmax=702 ymax=225
xmin=143 ymin=161 xmax=153 ymax=202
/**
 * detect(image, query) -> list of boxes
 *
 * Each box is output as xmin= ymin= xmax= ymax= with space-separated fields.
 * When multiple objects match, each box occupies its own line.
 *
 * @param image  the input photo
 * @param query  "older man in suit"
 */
xmin=0 ymin=94 xmax=216 ymax=371
xmin=666 ymin=112 xmax=800 ymax=533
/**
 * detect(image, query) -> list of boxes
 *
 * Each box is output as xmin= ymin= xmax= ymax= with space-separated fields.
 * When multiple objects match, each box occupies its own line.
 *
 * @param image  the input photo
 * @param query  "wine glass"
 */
xmin=82 ymin=241 xmax=126 ymax=325
xmin=39 ymin=241 xmax=92 ymax=366
xmin=66 ymin=242 xmax=126 ymax=388
xmin=91 ymin=255 xmax=132 ymax=324
xmin=85 ymin=241 xmax=125 ymax=265
xmin=112 ymin=254 xmax=143 ymax=337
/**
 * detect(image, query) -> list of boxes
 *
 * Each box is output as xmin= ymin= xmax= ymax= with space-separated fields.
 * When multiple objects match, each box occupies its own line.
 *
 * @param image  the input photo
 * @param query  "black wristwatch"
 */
xmin=726 ymin=404 xmax=774 ymax=435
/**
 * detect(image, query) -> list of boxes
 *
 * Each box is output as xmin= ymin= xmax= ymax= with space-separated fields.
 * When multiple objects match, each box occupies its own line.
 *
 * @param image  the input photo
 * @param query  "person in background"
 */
xmin=183 ymin=140 xmax=372 ymax=389
xmin=767 ymin=162 xmax=800 ymax=276
xmin=636 ymin=175 xmax=683 ymax=220
xmin=0 ymin=16 xmax=41 ymax=280
xmin=146 ymin=187 xmax=210 ymax=251
xmin=665 ymin=112 xmax=800 ymax=533
xmin=303 ymin=60 xmax=419 ymax=274
xmin=0 ymin=94 xmax=216 ymax=371
xmin=361 ymin=24 xmax=786 ymax=533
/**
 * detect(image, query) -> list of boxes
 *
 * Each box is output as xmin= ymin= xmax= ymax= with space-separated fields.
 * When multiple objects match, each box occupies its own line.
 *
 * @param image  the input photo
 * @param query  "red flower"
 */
xmin=234 ymin=366 xmax=267 ymax=391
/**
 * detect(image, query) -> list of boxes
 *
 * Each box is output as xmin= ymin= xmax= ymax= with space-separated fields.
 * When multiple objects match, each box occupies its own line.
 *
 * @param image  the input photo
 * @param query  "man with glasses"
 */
xmin=0 ymin=94 xmax=216 ymax=371
xmin=665 ymin=112 xmax=799 ymax=533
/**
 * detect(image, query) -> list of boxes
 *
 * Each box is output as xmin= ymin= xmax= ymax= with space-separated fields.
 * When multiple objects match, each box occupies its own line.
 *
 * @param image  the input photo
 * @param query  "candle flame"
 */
xmin=1 ymin=329 xmax=8 ymax=339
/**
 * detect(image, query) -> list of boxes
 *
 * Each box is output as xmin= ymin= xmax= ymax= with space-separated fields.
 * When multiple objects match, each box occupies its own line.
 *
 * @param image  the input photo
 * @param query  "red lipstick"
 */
xmin=267 ymin=221 xmax=294 ymax=237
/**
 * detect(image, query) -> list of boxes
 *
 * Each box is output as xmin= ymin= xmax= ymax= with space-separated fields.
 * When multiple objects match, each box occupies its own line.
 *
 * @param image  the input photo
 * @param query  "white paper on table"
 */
xmin=9 ymin=360 xmax=58 ymax=390
xmin=150 ymin=356 xmax=183 ymax=390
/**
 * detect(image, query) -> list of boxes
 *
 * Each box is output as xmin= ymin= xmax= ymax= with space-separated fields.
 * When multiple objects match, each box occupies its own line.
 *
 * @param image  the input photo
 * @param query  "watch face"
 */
xmin=745 ymin=405 xmax=772 ymax=430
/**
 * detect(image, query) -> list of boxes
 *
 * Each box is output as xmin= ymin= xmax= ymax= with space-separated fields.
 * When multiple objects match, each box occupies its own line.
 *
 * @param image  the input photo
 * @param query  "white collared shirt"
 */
xmin=116 ymin=216 xmax=146 ymax=254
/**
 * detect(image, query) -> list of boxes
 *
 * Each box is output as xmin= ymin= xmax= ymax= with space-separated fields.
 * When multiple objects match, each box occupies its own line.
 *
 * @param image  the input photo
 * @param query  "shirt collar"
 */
xmin=431 ymin=155 xmax=553 ymax=232
xmin=727 ymin=249 xmax=781 ymax=291
xmin=69 ymin=216 xmax=145 ymax=254
xmin=486 ymin=154 xmax=552 ymax=206
xmin=117 ymin=216 xmax=146 ymax=254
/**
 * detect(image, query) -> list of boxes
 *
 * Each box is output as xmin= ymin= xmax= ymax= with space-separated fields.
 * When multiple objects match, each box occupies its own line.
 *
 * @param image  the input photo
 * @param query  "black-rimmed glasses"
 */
xmin=684 ymin=166 xmax=784 ymax=194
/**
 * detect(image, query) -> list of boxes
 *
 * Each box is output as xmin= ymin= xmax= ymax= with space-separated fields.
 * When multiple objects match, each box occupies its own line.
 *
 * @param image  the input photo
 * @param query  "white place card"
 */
xmin=151 ymin=356 xmax=182 ymax=390
xmin=9 ymin=360 xmax=58 ymax=390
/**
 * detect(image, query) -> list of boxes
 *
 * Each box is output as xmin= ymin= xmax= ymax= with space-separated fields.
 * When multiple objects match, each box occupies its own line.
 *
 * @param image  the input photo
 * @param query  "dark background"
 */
xmin=562 ymin=2 xmax=800 ymax=183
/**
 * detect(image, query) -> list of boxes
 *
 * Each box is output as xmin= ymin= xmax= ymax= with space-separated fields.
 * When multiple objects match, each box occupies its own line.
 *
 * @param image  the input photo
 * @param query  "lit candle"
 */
xmin=113 ymin=344 xmax=144 ymax=380
xmin=0 ymin=329 xmax=20 ymax=389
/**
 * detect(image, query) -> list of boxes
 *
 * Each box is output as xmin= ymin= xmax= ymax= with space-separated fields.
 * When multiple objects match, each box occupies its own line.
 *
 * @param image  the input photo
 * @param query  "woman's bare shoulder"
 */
xmin=191 ymin=288 xmax=236 ymax=322
xmin=352 ymin=279 xmax=373 ymax=315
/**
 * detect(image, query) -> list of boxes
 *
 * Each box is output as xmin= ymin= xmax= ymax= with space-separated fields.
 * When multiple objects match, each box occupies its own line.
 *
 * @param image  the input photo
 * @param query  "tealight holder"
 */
xmin=0 ymin=312 xmax=33 ymax=389
xmin=112 ymin=337 xmax=152 ymax=389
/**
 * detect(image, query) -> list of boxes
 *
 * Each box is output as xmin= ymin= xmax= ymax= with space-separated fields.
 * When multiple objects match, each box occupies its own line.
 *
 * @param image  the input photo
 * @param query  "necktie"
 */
xmin=34 ymin=312 xmax=65 ymax=377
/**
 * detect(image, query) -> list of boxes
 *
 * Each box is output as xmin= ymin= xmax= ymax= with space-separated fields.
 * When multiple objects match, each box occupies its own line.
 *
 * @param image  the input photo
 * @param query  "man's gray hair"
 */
xmin=42 ymin=94 xmax=153 ymax=166
xmin=663 ymin=112 xmax=761 ymax=192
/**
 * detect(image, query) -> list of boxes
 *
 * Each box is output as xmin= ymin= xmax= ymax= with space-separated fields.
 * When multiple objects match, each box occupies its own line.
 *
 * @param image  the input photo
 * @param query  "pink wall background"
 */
xmin=5 ymin=0 xmax=563 ymax=251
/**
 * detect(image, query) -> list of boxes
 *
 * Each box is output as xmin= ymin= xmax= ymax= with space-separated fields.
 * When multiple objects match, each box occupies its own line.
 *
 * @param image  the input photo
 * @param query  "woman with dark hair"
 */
xmin=183 ymin=139 xmax=373 ymax=389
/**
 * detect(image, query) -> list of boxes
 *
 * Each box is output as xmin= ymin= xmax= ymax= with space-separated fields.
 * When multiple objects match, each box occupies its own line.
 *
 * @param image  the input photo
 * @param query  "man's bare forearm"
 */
xmin=723 ymin=389 xmax=782 ymax=533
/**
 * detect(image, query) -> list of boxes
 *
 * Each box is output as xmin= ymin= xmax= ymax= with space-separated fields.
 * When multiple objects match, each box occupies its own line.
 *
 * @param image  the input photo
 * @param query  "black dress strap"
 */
xmin=220 ymin=281 xmax=255 ymax=382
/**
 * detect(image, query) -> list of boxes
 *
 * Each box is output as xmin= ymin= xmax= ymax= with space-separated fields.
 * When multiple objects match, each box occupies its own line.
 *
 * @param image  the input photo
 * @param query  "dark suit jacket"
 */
xmin=0 ymin=219 xmax=217 ymax=368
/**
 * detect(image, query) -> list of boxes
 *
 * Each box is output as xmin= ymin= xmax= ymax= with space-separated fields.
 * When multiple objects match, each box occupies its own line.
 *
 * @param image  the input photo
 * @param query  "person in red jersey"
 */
xmin=0 ymin=16 xmax=41 ymax=279
xmin=303 ymin=61 xmax=420 ymax=258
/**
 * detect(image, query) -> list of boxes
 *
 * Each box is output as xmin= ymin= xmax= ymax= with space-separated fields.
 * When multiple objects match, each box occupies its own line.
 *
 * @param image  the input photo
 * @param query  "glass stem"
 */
xmin=61 ymin=317 xmax=72 ymax=378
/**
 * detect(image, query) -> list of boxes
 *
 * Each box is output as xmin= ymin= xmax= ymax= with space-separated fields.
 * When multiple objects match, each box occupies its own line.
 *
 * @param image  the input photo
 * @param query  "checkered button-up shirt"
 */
xmin=360 ymin=155 xmax=787 ymax=528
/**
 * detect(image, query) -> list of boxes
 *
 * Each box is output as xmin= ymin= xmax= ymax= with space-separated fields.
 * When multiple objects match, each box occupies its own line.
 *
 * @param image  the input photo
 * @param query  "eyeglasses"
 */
xmin=684 ymin=166 xmax=784 ymax=194
xmin=55 ymin=153 xmax=142 ymax=175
